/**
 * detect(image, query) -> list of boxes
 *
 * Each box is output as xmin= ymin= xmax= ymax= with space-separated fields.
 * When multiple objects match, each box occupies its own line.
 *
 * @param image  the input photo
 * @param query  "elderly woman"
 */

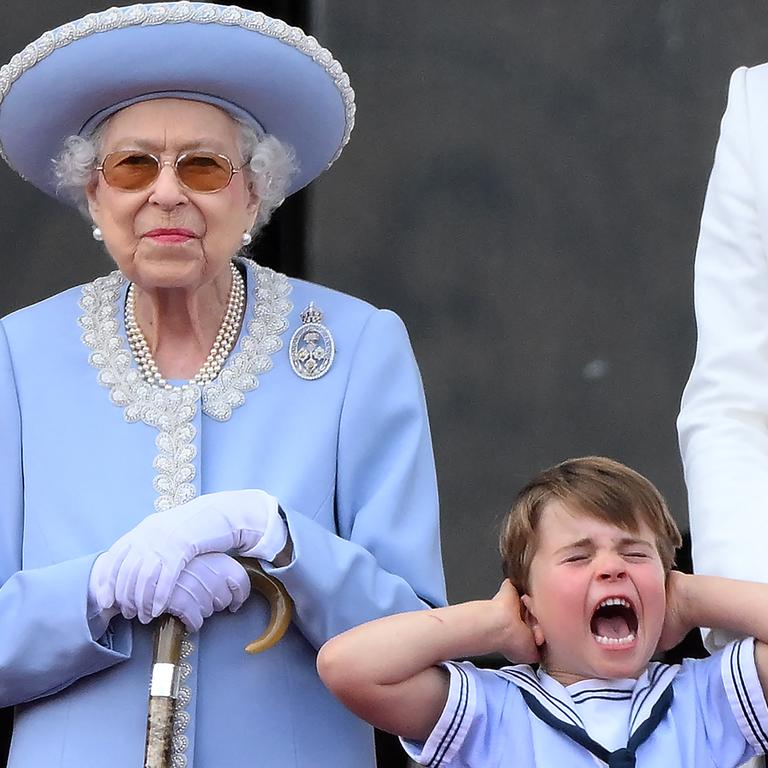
xmin=0 ymin=4 xmax=445 ymax=768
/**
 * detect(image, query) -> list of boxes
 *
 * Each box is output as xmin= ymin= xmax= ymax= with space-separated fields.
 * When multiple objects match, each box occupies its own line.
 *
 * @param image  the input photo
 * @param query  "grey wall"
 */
xmin=0 ymin=1 xmax=114 ymax=312
xmin=2 ymin=2 xmax=768 ymax=603
xmin=307 ymin=2 xmax=768 ymax=601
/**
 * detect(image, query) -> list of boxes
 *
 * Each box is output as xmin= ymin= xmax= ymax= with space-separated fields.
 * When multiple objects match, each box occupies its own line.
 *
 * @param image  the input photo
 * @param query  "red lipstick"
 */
xmin=143 ymin=228 xmax=197 ymax=244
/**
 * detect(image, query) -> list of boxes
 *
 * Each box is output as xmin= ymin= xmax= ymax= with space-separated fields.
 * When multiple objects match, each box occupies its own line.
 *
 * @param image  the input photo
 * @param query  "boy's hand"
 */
xmin=492 ymin=580 xmax=541 ymax=664
xmin=657 ymin=570 xmax=692 ymax=652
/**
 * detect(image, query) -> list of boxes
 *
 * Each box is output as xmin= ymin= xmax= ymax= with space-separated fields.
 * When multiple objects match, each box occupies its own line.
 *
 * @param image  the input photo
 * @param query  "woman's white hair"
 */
xmin=53 ymin=114 xmax=297 ymax=236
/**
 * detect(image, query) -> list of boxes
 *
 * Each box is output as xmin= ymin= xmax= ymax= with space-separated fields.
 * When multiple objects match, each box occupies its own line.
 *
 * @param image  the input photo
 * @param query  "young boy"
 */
xmin=317 ymin=456 xmax=768 ymax=767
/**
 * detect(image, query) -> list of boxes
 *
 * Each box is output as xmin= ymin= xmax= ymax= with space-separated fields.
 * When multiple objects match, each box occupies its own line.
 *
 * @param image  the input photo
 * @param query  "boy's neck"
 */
xmin=541 ymin=665 xmax=646 ymax=687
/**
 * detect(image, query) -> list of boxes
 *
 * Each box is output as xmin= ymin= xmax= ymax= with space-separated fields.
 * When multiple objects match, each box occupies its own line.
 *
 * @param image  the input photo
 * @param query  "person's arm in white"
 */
xmin=678 ymin=65 xmax=768 ymax=651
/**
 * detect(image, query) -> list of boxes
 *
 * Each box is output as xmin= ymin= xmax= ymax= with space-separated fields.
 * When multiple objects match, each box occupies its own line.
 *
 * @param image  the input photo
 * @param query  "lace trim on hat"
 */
xmin=0 ymin=2 xmax=355 ymax=164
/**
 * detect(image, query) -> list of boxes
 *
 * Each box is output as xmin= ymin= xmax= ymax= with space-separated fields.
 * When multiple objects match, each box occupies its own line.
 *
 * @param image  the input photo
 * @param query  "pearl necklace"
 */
xmin=124 ymin=262 xmax=246 ymax=390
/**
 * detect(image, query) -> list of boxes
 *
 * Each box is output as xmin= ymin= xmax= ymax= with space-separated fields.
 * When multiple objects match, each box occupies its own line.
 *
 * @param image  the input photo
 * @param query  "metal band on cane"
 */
xmin=143 ymin=560 xmax=293 ymax=768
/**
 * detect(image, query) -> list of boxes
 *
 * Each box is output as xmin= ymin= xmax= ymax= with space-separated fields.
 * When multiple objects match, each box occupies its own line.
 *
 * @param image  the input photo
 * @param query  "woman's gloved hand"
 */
xmin=90 ymin=489 xmax=287 ymax=623
xmin=165 ymin=553 xmax=251 ymax=631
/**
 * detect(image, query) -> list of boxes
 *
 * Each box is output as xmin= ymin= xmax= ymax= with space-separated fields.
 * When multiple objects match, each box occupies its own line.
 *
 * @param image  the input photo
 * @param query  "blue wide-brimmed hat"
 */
xmin=0 ymin=2 xmax=355 ymax=201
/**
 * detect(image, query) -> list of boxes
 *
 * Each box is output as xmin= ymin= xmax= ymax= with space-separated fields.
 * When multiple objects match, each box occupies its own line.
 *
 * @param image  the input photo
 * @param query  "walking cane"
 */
xmin=143 ymin=558 xmax=293 ymax=768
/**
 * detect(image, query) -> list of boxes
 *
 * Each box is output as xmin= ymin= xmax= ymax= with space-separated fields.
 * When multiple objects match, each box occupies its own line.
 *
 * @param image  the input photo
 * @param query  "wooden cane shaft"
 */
xmin=144 ymin=615 xmax=186 ymax=768
xmin=144 ymin=696 xmax=176 ymax=768
xmin=143 ymin=562 xmax=293 ymax=766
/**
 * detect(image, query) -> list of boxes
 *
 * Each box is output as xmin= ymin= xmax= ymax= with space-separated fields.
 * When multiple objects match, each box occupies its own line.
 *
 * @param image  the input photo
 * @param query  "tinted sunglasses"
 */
xmin=96 ymin=150 xmax=248 ymax=193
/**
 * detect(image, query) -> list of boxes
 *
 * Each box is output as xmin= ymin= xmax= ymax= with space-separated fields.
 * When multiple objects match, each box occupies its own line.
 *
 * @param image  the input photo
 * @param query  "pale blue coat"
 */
xmin=0 ymin=258 xmax=446 ymax=767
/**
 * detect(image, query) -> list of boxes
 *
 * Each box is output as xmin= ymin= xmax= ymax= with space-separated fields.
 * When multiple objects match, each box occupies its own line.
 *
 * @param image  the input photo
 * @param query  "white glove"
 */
xmin=165 ymin=553 xmax=251 ymax=631
xmin=91 ymin=489 xmax=287 ymax=623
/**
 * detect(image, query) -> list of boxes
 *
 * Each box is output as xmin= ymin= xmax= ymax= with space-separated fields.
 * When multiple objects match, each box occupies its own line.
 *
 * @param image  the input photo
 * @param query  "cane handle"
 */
xmin=236 ymin=557 xmax=293 ymax=654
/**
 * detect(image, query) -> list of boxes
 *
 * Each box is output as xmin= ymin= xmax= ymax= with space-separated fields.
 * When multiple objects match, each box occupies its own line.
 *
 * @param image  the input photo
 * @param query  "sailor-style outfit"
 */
xmin=403 ymin=638 xmax=768 ymax=767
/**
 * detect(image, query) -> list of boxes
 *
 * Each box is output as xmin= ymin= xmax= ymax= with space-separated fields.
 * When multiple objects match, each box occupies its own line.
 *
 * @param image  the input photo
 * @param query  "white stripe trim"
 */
xmin=400 ymin=661 xmax=476 ymax=766
xmin=495 ymin=665 xmax=584 ymax=727
xmin=628 ymin=662 xmax=679 ymax=737
xmin=722 ymin=637 xmax=768 ymax=753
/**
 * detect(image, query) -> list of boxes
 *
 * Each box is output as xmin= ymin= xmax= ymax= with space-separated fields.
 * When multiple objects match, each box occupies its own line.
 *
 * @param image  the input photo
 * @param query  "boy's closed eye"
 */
xmin=562 ymin=553 xmax=590 ymax=563
xmin=559 ymin=542 xmax=656 ymax=564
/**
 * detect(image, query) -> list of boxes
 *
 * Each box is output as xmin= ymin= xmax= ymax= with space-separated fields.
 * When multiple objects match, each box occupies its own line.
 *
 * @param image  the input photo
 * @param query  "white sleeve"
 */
xmin=680 ymin=638 xmax=768 ymax=767
xmin=401 ymin=662 xmax=478 ymax=766
xmin=678 ymin=65 xmax=768 ymax=650
xmin=400 ymin=661 xmax=533 ymax=767
xmin=720 ymin=638 xmax=768 ymax=754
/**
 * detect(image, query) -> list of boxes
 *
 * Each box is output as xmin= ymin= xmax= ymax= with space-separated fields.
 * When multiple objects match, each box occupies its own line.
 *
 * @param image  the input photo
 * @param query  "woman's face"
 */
xmin=87 ymin=98 xmax=259 ymax=292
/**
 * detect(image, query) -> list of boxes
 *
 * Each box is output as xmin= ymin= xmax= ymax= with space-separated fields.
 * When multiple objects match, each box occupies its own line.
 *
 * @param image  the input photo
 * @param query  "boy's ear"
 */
xmin=520 ymin=594 xmax=546 ymax=647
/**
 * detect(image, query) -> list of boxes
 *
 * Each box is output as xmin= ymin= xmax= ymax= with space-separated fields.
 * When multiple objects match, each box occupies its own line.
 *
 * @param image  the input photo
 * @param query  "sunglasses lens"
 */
xmin=177 ymin=152 xmax=233 ymax=192
xmin=101 ymin=151 xmax=159 ymax=191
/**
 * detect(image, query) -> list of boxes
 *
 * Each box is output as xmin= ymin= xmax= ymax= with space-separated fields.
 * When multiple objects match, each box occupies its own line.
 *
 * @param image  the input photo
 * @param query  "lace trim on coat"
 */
xmin=78 ymin=260 xmax=291 ymax=766
xmin=79 ymin=261 xmax=291 ymax=424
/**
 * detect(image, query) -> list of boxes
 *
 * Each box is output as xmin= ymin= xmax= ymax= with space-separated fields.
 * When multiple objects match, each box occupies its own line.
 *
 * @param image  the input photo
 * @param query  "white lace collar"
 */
xmin=78 ymin=258 xmax=293 ymax=425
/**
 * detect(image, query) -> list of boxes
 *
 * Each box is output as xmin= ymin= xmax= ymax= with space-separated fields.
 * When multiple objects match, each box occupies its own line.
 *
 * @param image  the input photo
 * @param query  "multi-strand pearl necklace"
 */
xmin=125 ymin=262 xmax=246 ymax=390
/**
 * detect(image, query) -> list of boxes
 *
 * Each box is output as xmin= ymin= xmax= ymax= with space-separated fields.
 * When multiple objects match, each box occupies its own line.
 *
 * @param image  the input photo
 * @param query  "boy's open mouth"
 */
xmin=590 ymin=597 xmax=638 ymax=646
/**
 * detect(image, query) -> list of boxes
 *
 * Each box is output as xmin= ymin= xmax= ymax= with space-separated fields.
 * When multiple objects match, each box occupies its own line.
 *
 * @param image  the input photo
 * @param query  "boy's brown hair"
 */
xmin=500 ymin=456 xmax=682 ymax=594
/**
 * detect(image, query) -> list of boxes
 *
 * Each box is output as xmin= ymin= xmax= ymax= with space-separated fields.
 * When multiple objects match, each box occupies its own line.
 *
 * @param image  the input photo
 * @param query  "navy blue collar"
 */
xmin=496 ymin=662 xmax=680 ymax=765
xmin=519 ymin=680 xmax=674 ymax=767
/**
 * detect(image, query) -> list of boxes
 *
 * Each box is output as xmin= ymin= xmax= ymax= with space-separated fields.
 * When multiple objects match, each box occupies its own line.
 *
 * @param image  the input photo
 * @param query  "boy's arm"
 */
xmin=316 ymin=580 xmax=539 ymax=741
xmin=660 ymin=571 xmax=768 ymax=698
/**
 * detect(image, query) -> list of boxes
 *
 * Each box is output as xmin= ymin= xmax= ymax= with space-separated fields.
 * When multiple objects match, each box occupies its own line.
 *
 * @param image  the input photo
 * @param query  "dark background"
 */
xmin=2 ymin=1 xmax=767 ymax=765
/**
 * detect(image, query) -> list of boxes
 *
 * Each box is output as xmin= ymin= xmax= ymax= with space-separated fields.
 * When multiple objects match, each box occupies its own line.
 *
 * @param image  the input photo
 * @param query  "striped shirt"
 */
xmin=402 ymin=638 xmax=767 ymax=767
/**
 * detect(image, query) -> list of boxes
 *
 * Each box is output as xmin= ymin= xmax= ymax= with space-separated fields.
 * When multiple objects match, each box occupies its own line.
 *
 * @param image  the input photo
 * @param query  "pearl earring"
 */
xmin=241 ymin=232 xmax=253 ymax=247
xmin=92 ymin=226 xmax=103 ymax=242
